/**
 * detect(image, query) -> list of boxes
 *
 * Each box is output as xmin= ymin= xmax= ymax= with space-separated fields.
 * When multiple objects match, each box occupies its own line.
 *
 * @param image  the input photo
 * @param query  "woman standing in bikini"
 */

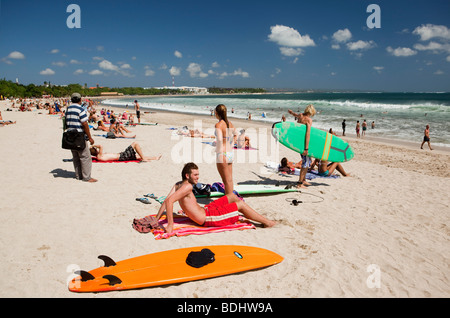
xmin=214 ymin=104 xmax=237 ymax=195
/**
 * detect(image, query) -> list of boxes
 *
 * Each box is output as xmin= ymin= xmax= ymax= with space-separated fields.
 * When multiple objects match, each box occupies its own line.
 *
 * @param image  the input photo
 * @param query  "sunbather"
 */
xmin=89 ymin=142 xmax=162 ymax=162
xmin=311 ymin=158 xmax=350 ymax=177
xmin=154 ymin=162 xmax=276 ymax=234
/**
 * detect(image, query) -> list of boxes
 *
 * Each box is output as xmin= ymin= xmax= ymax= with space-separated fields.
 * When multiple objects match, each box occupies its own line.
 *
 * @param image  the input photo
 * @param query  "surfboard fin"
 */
xmin=103 ymin=275 xmax=122 ymax=286
xmin=98 ymin=255 xmax=117 ymax=267
xmin=74 ymin=270 xmax=95 ymax=282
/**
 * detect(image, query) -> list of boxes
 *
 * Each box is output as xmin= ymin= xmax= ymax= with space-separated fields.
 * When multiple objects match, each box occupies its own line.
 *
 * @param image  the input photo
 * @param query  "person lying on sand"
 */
xmin=177 ymin=127 xmax=215 ymax=138
xmin=0 ymin=111 xmax=16 ymax=126
xmin=279 ymin=157 xmax=302 ymax=173
xmin=89 ymin=142 xmax=162 ymax=162
xmin=153 ymin=162 xmax=276 ymax=234
xmin=94 ymin=120 xmax=109 ymax=132
xmin=311 ymin=158 xmax=350 ymax=177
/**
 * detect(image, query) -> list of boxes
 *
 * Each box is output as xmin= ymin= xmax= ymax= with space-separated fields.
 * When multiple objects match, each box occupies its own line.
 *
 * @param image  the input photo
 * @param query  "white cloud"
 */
xmin=414 ymin=41 xmax=450 ymax=54
xmin=447 ymin=56 xmax=450 ymax=62
xmin=268 ymin=25 xmax=315 ymax=47
xmin=52 ymin=61 xmax=67 ymax=67
xmin=97 ymin=60 xmax=133 ymax=77
xmin=346 ymin=40 xmax=376 ymax=51
xmin=373 ymin=66 xmax=384 ymax=73
xmin=331 ymin=44 xmax=341 ymax=50
xmin=40 ymin=68 xmax=55 ymax=75
xmin=99 ymin=60 xmax=120 ymax=72
xmin=174 ymin=50 xmax=183 ymax=58
xmin=211 ymin=62 xmax=220 ymax=68
xmin=279 ymin=47 xmax=303 ymax=57
xmin=413 ymin=24 xmax=450 ymax=41
xmin=70 ymin=59 xmax=82 ymax=64
xmin=434 ymin=70 xmax=444 ymax=75
xmin=50 ymin=49 xmax=59 ymax=54
xmin=186 ymin=63 xmax=208 ymax=78
xmin=7 ymin=51 xmax=25 ymax=59
xmin=219 ymin=68 xmax=250 ymax=78
xmin=74 ymin=69 xmax=84 ymax=75
xmin=89 ymin=69 xmax=103 ymax=75
xmin=332 ymin=28 xmax=352 ymax=43
xmin=145 ymin=69 xmax=155 ymax=77
xmin=271 ymin=68 xmax=282 ymax=78
xmin=169 ymin=66 xmax=181 ymax=76
xmin=386 ymin=46 xmax=417 ymax=57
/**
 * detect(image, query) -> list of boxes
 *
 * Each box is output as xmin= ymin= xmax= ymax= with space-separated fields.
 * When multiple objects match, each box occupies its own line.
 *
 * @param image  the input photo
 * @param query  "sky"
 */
xmin=0 ymin=0 xmax=449 ymax=92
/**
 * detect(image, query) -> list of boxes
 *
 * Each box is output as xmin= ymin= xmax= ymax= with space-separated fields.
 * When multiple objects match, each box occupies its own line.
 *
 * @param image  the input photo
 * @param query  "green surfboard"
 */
xmin=272 ymin=121 xmax=354 ymax=162
xmin=196 ymin=184 xmax=299 ymax=198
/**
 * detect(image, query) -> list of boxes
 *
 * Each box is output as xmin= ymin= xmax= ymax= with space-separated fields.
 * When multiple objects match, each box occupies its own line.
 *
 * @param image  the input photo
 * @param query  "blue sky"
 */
xmin=1 ymin=0 xmax=449 ymax=92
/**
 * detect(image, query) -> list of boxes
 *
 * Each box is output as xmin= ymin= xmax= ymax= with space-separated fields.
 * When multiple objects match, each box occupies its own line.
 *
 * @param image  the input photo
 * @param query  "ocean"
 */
xmin=102 ymin=92 xmax=450 ymax=148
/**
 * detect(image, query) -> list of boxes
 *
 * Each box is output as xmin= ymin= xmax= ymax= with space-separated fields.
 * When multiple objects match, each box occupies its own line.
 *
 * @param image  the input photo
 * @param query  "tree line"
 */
xmin=0 ymin=79 xmax=266 ymax=98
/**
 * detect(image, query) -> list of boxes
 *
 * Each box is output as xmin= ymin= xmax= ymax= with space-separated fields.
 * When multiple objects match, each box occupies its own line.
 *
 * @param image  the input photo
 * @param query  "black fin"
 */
xmin=103 ymin=275 xmax=122 ymax=286
xmin=74 ymin=270 xmax=95 ymax=282
xmin=98 ymin=255 xmax=116 ymax=267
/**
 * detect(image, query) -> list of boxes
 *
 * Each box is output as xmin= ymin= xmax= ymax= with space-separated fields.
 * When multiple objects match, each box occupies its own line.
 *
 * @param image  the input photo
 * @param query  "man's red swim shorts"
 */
xmin=203 ymin=195 xmax=240 ymax=227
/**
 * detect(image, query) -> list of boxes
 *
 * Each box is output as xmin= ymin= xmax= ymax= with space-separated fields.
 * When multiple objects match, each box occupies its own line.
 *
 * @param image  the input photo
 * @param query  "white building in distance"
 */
xmin=148 ymin=86 xmax=209 ymax=94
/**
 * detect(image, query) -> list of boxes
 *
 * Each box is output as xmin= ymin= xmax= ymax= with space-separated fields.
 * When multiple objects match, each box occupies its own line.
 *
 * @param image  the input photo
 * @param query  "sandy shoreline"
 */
xmin=0 ymin=99 xmax=449 ymax=298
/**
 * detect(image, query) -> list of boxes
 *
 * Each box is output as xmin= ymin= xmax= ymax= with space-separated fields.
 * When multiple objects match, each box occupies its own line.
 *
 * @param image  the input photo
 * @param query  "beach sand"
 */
xmin=0 ymin=99 xmax=449 ymax=298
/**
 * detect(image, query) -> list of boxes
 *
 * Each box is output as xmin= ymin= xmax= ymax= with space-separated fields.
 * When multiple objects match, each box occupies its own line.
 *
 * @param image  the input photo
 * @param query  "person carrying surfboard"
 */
xmin=153 ymin=162 xmax=276 ymax=234
xmin=288 ymin=104 xmax=316 ymax=188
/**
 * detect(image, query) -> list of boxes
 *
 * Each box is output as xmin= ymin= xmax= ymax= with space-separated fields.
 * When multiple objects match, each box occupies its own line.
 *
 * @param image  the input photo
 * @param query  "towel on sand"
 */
xmin=91 ymin=156 xmax=140 ymax=163
xmin=132 ymin=214 xmax=255 ymax=240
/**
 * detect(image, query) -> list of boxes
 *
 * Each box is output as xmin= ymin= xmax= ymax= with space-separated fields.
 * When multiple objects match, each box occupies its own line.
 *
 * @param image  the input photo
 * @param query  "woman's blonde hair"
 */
xmin=304 ymin=104 xmax=316 ymax=116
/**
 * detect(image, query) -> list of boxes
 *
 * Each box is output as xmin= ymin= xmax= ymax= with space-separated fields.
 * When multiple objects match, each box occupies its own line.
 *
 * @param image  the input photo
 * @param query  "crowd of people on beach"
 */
xmin=1 ymin=93 xmax=435 ymax=234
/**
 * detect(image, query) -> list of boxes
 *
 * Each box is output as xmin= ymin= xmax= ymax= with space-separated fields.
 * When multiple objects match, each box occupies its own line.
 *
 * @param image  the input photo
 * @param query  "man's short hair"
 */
xmin=181 ymin=162 xmax=198 ymax=180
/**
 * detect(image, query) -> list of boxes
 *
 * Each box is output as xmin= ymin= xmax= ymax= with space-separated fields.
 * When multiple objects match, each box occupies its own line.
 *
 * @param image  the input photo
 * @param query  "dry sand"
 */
xmin=0 ymin=99 xmax=449 ymax=298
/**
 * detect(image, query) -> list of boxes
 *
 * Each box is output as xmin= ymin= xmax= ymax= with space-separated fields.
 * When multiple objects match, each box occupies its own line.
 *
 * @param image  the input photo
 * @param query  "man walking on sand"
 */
xmin=152 ymin=162 xmax=276 ymax=234
xmin=420 ymin=125 xmax=433 ymax=150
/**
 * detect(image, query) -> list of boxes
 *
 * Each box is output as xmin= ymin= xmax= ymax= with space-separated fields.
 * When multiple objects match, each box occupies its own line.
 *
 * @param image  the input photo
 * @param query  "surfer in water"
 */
xmin=153 ymin=162 xmax=276 ymax=234
xmin=288 ymin=104 xmax=316 ymax=188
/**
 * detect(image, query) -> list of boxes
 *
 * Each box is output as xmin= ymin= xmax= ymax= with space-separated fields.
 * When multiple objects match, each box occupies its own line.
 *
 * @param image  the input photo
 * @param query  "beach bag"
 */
xmin=192 ymin=183 xmax=211 ymax=196
xmin=62 ymin=129 xmax=86 ymax=151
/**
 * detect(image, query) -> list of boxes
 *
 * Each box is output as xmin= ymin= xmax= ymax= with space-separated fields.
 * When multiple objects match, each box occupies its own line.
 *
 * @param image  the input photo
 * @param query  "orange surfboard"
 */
xmin=68 ymin=245 xmax=283 ymax=293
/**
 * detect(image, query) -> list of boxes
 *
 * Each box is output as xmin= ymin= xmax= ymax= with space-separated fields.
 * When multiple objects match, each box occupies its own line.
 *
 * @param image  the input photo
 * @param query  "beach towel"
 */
xmin=264 ymin=161 xmax=340 ymax=180
xmin=94 ymin=134 xmax=135 ymax=139
xmin=201 ymin=141 xmax=256 ymax=150
xmin=132 ymin=214 xmax=255 ymax=240
xmin=91 ymin=156 xmax=140 ymax=163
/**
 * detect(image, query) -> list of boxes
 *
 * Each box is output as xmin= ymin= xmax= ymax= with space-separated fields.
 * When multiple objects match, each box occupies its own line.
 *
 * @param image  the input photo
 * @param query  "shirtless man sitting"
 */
xmin=89 ymin=142 xmax=162 ymax=162
xmin=153 ymin=162 xmax=276 ymax=234
xmin=109 ymin=118 xmax=136 ymax=138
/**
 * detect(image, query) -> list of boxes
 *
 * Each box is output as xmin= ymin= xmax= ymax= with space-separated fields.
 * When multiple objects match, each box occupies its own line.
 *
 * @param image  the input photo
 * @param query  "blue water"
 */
xmin=102 ymin=92 xmax=450 ymax=147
